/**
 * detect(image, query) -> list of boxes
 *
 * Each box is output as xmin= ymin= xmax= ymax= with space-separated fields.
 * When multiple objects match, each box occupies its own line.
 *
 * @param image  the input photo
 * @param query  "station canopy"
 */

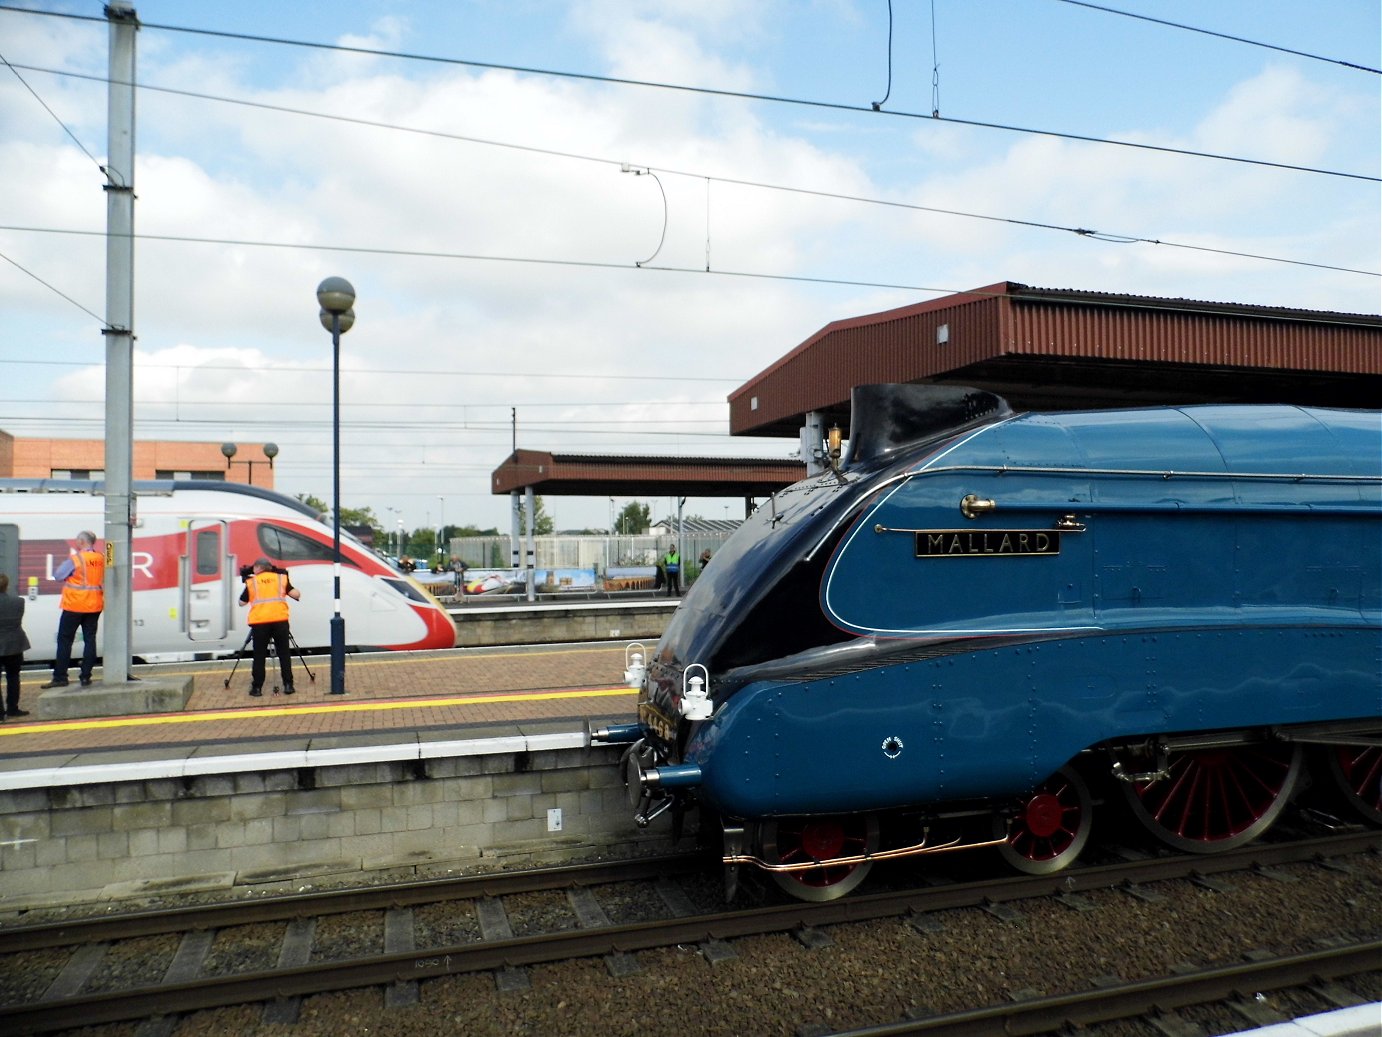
xmin=490 ymin=449 xmax=805 ymax=500
xmin=492 ymin=281 xmax=1381 ymax=499
xmin=729 ymin=281 xmax=1382 ymax=439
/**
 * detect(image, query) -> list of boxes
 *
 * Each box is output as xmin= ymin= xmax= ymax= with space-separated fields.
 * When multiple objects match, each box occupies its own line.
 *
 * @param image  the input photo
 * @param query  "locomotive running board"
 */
xmin=723 ymin=829 xmax=1011 ymax=874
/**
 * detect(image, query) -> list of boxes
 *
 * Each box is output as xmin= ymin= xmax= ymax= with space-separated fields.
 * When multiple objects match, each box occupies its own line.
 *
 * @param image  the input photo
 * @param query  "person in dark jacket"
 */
xmin=0 ymin=573 xmax=32 ymax=718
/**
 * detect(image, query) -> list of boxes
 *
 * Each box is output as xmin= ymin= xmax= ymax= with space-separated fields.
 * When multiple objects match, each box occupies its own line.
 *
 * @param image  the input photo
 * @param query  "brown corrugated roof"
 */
xmin=730 ymin=281 xmax=1382 ymax=437
xmin=491 ymin=449 xmax=805 ymax=497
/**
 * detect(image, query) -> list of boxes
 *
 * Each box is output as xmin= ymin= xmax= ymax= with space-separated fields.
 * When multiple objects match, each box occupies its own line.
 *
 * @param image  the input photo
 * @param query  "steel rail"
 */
xmin=6 ymin=830 xmax=1377 ymax=1035
xmin=0 ymin=852 xmax=707 ymax=953
xmin=825 ymin=941 xmax=1382 ymax=1036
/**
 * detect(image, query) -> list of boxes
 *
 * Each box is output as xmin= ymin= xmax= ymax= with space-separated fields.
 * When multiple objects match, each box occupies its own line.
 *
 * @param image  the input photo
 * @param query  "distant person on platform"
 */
xmin=0 ymin=573 xmax=31 ymax=718
xmin=42 ymin=530 xmax=104 ymax=689
xmin=239 ymin=558 xmax=300 ymax=697
xmin=662 ymin=545 xmax=681 ymax=597
xmin=699 ymin=549 xmax=712 ymax=568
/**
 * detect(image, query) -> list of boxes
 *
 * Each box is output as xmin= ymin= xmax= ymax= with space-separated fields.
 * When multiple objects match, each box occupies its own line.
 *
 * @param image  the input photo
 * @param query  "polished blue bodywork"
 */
xmin=644 ymin=397 xmax=1381 ymax=821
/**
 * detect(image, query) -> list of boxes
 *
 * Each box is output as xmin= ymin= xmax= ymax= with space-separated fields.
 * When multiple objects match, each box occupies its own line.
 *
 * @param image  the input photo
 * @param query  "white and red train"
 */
xmin=0 ymin=479 xmax=456 ymax=662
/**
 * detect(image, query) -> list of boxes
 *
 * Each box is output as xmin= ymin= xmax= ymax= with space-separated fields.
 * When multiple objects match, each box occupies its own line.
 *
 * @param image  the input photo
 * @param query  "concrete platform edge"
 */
xmin=0 ymin=728 xmax=590 ymax=790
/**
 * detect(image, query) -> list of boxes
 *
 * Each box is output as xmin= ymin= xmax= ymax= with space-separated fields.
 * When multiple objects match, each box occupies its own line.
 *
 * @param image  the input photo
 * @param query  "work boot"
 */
xmin=249 ymin=686 xmax=263 ymax=697
xmin=41 ymin=679 xmax=68 ymax=689
xmin=80 ymin=677 xmax=93 ymax=687
xmin=283 ymin=684 xmax=296 ymax=696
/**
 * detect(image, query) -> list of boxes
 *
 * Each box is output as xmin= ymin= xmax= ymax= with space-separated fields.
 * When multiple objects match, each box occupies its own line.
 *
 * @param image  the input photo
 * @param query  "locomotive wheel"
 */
xmin=995 ymin=766 xmax=1092 ymax=875
xmin=759 ymin=814 xmax=880 ymax=902
xmin=1121 ymin=743 xmax=1303 ymax=853
xmin=1323 ymin=744 xmax=1382 ymax=826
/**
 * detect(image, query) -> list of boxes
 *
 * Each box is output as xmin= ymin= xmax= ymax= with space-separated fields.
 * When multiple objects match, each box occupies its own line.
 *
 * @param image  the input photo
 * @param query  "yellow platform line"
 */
xmin=0 ymin=686 xmax=638 ymax=736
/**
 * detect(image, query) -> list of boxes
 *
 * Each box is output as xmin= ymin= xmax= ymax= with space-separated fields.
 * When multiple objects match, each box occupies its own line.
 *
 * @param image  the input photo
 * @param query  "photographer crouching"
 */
xmin=239 ymin=558 xmax=301 ymax=696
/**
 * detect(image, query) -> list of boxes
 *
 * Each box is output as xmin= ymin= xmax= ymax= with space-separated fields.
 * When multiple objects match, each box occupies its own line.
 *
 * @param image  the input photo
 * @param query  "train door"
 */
xmin=185 ymin=520 xmax=230 ymax=641
xmin=0 ymin=523 xmax=17 ymax=588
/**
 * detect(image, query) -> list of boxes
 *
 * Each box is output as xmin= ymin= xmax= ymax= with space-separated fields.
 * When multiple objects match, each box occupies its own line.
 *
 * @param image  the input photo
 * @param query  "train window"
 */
xmin=381 ymin=577 xmax=428 ymax=603
xmin=258 ymin=524 xmax=336 ymax=564
xmin=194 ymin=528 xmax=220 ymax=576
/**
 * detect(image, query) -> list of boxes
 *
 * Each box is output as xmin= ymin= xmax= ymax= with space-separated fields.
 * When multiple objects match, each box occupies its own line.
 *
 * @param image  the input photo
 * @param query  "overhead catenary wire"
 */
xmin=0 ymin=357 xmax=745 ymax=385
xmin=1051 ymin=0 xmax=1382 ymax=75
xmin=0 ymin=0 xmax=1376 ymax=500
xmin=0 ymin=6 xmax=1374 ymax=182
xmin=1 ymin=53 xmax=1373 ymax=334
xmin=871 ymin=0 xmax=893 ymax=111
xmin=929 ymin=0 xmax=941 ymax=117
xmin=1 ymin=60 xmax=1373 ymax=285
xmin=0 ymin=51 xmax=104 ymax=171
xmin=0 ymin=248 xmax=104 ymax=322
xmin=4 ymin=223 xmax=1374 ymax=302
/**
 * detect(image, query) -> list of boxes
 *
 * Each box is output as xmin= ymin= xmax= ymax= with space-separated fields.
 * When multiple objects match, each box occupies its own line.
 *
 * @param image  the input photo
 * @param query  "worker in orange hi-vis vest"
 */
xmin=42 ymin=530 xmax=105 ymax=689
xmin=239 ymin=557 xmax=301 ymax=696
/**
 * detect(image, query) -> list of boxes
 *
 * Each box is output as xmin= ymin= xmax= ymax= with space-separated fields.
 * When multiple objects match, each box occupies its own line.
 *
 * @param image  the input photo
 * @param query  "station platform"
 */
xmin=0 ymin=641 xmax=662 ymax=908
xmin=0 ymin=641 xmax=639 ymax=768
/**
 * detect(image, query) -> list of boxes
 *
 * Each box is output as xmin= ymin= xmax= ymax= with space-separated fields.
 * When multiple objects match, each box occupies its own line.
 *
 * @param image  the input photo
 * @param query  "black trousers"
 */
xmin=250 ymin=620 xmax=294 ymax=690
xmin=54 ymin=609 xmax=100 ymax=682
xmin=1 ymin=652 xmax=21 ymax=711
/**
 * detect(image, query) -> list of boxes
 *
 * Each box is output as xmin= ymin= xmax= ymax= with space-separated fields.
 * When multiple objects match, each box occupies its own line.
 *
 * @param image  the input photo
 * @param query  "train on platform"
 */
xmin=0 ymin=479 xmax=456 ymax=662
xmin=597 ymin=384 xmax=1382 ymax=901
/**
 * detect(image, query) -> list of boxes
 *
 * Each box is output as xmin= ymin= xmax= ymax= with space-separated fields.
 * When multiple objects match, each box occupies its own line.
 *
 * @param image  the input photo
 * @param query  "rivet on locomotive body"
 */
xmin=882 ymin=736 xmax=904 ymax=759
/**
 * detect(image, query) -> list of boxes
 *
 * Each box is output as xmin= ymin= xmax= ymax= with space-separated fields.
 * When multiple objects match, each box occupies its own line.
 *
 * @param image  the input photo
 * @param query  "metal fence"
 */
xmin=442 ymin=533 xmax=733 ymax=578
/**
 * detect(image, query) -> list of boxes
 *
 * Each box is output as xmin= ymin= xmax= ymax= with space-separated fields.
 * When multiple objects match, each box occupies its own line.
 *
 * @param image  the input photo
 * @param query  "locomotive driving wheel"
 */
xmin=759 ymin=814 xmax=880 ymax=902
xmin=1121 ymin=743 xmax=1303 ymax=853
xmin=995 ymin=766 xmax=1093 ymax=875
xmin=1324 ymin=744 xmax=1382 ymax=825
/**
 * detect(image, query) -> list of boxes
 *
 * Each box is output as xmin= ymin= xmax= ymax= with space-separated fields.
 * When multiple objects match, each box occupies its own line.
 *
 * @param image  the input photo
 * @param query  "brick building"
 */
xmin=0 ymin=431 xmax=277 ymax=488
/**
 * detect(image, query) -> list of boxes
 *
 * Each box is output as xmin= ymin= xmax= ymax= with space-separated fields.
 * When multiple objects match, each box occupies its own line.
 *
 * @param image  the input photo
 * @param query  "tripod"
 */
xmin=223 ymin=626 xmax=317 ymax=692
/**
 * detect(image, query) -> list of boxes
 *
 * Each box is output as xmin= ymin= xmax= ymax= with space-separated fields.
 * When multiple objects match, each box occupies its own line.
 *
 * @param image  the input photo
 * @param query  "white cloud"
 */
xmin=2 ymin=2 xmax=1377 ymax=531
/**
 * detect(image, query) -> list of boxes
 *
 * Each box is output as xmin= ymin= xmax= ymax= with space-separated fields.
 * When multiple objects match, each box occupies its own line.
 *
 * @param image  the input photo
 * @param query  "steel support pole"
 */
xmin=102 ymin=2 xmax=138 ymax=685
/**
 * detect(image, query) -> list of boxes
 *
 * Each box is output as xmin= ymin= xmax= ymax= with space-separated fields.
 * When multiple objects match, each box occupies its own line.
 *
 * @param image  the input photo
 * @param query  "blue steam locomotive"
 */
xmin=596 ymin=385 xmax=1382 ymax=900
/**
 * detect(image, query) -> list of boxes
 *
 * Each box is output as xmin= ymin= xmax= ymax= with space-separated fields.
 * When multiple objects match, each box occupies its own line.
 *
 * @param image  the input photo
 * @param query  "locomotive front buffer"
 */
xmin=593 ymin=661 xmax=709 ymax=830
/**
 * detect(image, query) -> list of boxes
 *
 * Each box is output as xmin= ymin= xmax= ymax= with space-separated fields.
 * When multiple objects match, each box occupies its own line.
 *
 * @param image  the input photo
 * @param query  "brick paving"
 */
xmin=0 ymin=644 xmax=640 ymax=759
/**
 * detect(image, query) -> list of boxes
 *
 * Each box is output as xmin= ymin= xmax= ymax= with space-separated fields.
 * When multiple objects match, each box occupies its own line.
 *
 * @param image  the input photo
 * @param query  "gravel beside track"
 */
xmin=4 ymin=838 xmax=1378 ymax=1037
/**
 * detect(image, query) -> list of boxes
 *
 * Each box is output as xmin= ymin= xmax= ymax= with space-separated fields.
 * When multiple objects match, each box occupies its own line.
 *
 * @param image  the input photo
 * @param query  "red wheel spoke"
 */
xmin=998 ymin=766 xmax=1092 ymax=874
xmin=1126 ymin=744 xmax=1301 ymax=852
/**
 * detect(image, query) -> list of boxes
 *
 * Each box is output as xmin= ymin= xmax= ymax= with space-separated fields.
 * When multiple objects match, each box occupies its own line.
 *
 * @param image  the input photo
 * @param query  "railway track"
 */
xmin=2 ymin=830 xmax=1377 ymax=1035
xmin=827 ymin=940 xmax=1380 ymax=1036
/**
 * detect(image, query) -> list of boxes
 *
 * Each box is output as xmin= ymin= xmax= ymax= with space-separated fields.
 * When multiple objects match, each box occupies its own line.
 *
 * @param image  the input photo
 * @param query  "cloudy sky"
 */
xmin=2 ymin=0 xmax=1377 ymax=533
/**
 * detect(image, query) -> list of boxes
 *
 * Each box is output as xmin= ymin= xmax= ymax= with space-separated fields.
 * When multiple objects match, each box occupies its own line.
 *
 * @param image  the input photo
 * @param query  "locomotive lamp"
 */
xmin=317 ymin=275 xmax=356 ymax=696
xmin=623 ymin=642 xmax=647 ymax=689
xmin=827 ymin=425 xmax=843 ymax=472
xmin=681 ymin=664 xmax=713 ymax=721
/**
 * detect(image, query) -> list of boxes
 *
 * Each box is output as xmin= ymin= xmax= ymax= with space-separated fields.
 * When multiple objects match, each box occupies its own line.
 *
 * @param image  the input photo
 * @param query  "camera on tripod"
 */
xmin=240 ymin=562 xmax=288 ymax=580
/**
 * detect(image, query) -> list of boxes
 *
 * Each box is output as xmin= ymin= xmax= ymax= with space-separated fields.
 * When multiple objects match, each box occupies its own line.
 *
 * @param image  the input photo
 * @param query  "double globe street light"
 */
xmin=220 ymin=441 xmax=278 ymax=483
xmin=317 ymin=276 xmax=355 ymax=696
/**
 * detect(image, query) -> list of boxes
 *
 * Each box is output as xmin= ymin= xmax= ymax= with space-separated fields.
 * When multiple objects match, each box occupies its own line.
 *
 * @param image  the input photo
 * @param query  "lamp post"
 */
xmin=384 ymin=506 xmax=400 ymax=556
xmin=220 ymin=441 xmax=278 ymax=485
xmin=437 ymin=495 xmax=445 ymax=565
xmin=317 ymin=276 xmax=355 ymax=696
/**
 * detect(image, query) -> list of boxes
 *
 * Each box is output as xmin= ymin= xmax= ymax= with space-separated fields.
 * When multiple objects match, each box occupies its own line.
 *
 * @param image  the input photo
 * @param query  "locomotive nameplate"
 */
xmin=915 ymin=530 xmax=1060 ymax=557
